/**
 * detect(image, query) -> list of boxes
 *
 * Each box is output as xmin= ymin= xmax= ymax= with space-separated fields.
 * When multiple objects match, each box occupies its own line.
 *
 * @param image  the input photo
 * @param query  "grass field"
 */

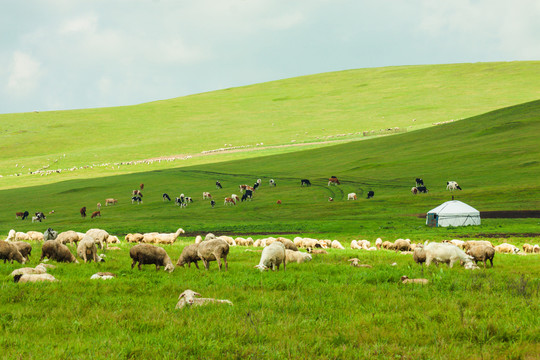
xmin=0 ymin=62 xmax=539 ymax=359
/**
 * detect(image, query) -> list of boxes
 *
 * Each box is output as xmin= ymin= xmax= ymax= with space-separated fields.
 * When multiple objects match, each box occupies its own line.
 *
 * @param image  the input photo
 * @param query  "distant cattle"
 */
xmin=347 ymin=193 xmax=357 ymax=200
xmin=300 ymin=179 xmax=311 ymax=187
xmin=15 ymin=212 xmax=24 ymax=219
xmin=105 ymin=198 xmax=117 ymax=206
xmin=241 ymin=189 xmax=253 ymax=202
xmin=328 ymin=197 xmax=334 ymax=202
xmin=80 ymin=207 xmax=87 ymax=217
xmin=276 ymin=200 xmax=282 ymax=205
xmin=328 ymin=177 xmax=340 ymax=186
xmin=210 ymin=200 xmax=216 ymax=208
xmin=412 ymin=186 xmax=428 ymax=194
xmin=203 ymin=192 xmax=212 ymax=199
xmin=140 ymin=183 xmax=144 ymax=190
xmin=367 ymin=191 xmax=374 ymax=199
xmin=253 ymin=182 xmax=260 ymax=190
xmin=415 ymin=178 xmax=424 ymax=187
xmin=131 ymin=196 xmax=142 ymax=204
xmin=447 ymin=181 xmax=462 ymax=191
xmin=163 ymin=193 xmax=171 ymax=202
xmin=132 ymin=190 xmax=143 ymax=197
xmin=269 ymin=179 xmax=276 ymax=187
xmin=91 ymin=211 xmax=101 ymax=218
xmin=97 ymin=203 xmax=101 ymax=211
xmin=224 ymin=197 xmax=236 ymax=206
xmin=216 ymin=181 xmax=222 ymax=189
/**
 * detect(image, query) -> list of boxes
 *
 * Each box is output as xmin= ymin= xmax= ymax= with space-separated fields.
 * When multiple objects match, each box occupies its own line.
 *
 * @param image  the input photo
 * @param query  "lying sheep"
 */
xmin=348 ymin=258 xmax=373 ymax=268
xmin=331 ymin=240 xmax=345 ymax=249
xmin=424 ymin=242 xmax=477 ymax=269
xmin=401 ymin=276 xmax=429 ymax=284
xmin=77 ymin=235 xmax=99 ymax=263
xmin=10 ymin=264 xmax=48 ymax=276
xmin=197 ymin=239 xmax=229 ymax=271
xmin=306 ymin=247 xmax=327 ymax=254
xmin=255 ymin=241 xmax=286 ymax=271
xmin=56 ymin=231 xmax=80 ymax=246
xmin=467 ymin=245 xmax=495 ymax=268
xmin=382 ymin=241 xmax=393 ymax=250
xmin=90 ymin=272 xmax=116 ymax=280
xmin=285 ymin=249 xmax=312 ymax=264
xmin=85 ymin=228 xmax=109 ymax=249
xmin=175 ymin=289 xmax=233 ymax=309
xmin=12 ymin=241 xmax=32 ymax=261
xmin=0 ymin=240 xmax=26 ymax=264
xmin=494 ymin=243 xmax=520 ymax=254
xmin=129 ymin=244 xmax=174 ymax=272
xmin=14 ymin=273 xmax=58 ymax=283
xmin=40 ymin=240 xmax=78 ymax=263
xmin=176 ymin=244 xmax=201 ymax=269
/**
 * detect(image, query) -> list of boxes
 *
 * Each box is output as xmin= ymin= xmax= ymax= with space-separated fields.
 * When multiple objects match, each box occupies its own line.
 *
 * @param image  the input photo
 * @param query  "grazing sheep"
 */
xmin=350 ymin=240 xmax=361 ymax=249
xmin=467 ymin=245 xmax=495 ymax=268
xmin=0 ymin=240 xmax=26 ymax=264
xmin=175 ymin=289 xmax=233 ymax=309
xmin=357 ymin=240 xmax=371 ymax=250
xmin=14 ymin=273 xmax=58 ymax=283
xmin=424 ymin=242 xmax=477 ymax=269
xmin=43 ymin=228 xmax=58 ymax=240
xmin=522 ymin=244 xmax=534 ymax=253
xmin=331 ymin=240 xmax=345 ymax=249
xmin=463 ymin=240 xmax=493 ymax=251
xmin=10 ymin=264 xmax=48 ymax=276
xmin=401 ymin=276 xmax=429 ymax=284
xmin=448 ymin=239 xmax=466 ymax=249
xmin=107 ymin=235 xmax=120 ymax=244
xmin=534 ymin=245 xmax=540 ymax=253
xmin=494 ymin=243 xmax=520 ymax=254
xmin=285 ymin=249 xmax=312 ymax=264
xmin=125 ymin=233 xmax=144 ymax=243
xmin=7 ymin=229 xmax=16 ymax=241
xmin=217 ymin=235 xmax=236 ymax=247
xmin=197 ymin=239 xmax=230 ymax=271
xmin=40 ymin=240 xmax=78 ymax=263
xmin=56 ymin=231 xmax=80 ymax=246
xmin=348 ymin=258 xmax=373 ymax=268
xmin=413 ymin=246 xmax=426 ymax=266
xmin=12 ymin=241 xmax=32 ymax=261
xmin=85 ymin=228 xmax=109 ymax=249
xmin=14 ymin=232 xmax=30 ymax=241
xmin=194 ymin=235 xmax=203 ymax=244
xmin=255 ymin=241 xmax=286 ymax=271
xmin=382 ymin=241 xmax=393 ymax=250
xmin=394 ymin=239 xmax=411 ymax=252
xmin=26 ymin=231 xmax=44 ymax=241
xmin=274 ymin=237 xmax=298 ymax=251
xmin=129 ymin=244 xmax=175 ymax=272
xmin=154 ymin=228 xmax=186 ymax=245
xmin=204 ymin=233 xmax=216 ymax=241
xmin=176 ymin=244 xmax=201 ymax=269
xmin=77 ymin=236 xmax=99 ymax=263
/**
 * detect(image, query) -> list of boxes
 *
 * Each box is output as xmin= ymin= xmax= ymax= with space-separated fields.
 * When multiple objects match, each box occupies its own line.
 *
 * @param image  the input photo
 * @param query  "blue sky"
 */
xmin=1 ymin=0 xmax=539 ymax=114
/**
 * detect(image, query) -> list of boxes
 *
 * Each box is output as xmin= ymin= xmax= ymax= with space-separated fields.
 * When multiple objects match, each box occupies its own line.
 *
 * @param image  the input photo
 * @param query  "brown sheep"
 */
xmin=197 ymin=239 xmax=229 ymax=271
xmin=275 ymin=237 xmax=298 ymax=251
xmin=56 ymin=231 xmax=81 ymax=246
xmin=12 ymin=241 xmax=32 ymax=261
xmin=463 ymin=240 xmax=493 ymax=251
xmin=129 ymin=244 xmax=174 ymax=272
xmin=40 ymin=240 xmax=78 ymax=263
xmin=467 ymin=245 xmax=495 ymax=268
xmin=394 ymin=239 xmax=411 ymax=252
xmin=0 ymin=240 xmax=26 ymax=264
xmin=401 ymin=276 xmax=429 ymax=284
xmin=77 ymin=236 xmax=99 ymax=263
xmin=176 ymin=244 xmax=201 ymax=269
xmin=522 ymin=244 xmax=533 ymax=253
xmin=413 ymin=246 xmax=426 ymax=266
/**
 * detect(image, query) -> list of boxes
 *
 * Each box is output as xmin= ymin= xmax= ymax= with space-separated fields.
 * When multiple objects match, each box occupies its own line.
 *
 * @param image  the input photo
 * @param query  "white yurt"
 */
xmin=426 ymin=200 xmax=480 ymax=227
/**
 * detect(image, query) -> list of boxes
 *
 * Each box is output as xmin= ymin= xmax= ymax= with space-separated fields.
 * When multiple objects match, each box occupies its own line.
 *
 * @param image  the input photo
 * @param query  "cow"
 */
xmin=328 ymin=177 xmax=340 ymax=186
xmin=367 ymin=191 xmax=374 ymax=199
xmin=415 ymin=178 xmax=424 ymax=187
xmin=131 ymin=196 xmax=142 ymax=204
xmin=328 ymin=197 xmax=334 ymax=202
xmin=347 ymin=193 xmax=357 ymax=200
xmin=91 ymin=211 xmax=101 ymax=218
xmin=105 ymin=198 xmax=117 ymax=206
xmin=140 ymin=183 xmax=144 ymax=190
xmin=269 ymin=179 xmax=276 ymax=187
xmin=300 ymin=179 xmax=311 ymax=187
xmin=80 ymin=207 xmax=87 ymax=217
xmin=15 ymin=212 xmax=24 ymax=219
xmin=447 ymin=181 xmax=462 ymax=191
xmin=224 ymin=197 xmax=236 ymax=206
xmin=185 ymin=197 xmax=193 ymax=203
xmin=411 ymin=187 xmax=418 ymax=195
xmin=175 ymin=197 xmax=186 ymax=207
xmin=239 ymin=184 xmax=249 ymax=193
xmin=132 ymin=190 xmax=143 ymax=197
xmin=21 ymin=211 xmax=29 ymax=220
xmin=97 ymin=203 xmax=101 ymax=211
xmin=34 ymin=212 xmax=46 ymax=222
xmin=210 ymin=200 xmax=216 ymax=208
xmin=163 ymin=193 xmax=171 ymax=202
xmin=203 ymin=192 xmax=212 ymax=199
xmin=276 ymin=200 xmax=282 ymax=204
xmin=241 ymin=189 xmax=253 ymax=202
xmin=253 ymin=182 xmax=260 ymax=190
xmin=216 ymin=181 xmax=222 ymax=189
xmin=417 ymin=186 xmax=428 ymax=193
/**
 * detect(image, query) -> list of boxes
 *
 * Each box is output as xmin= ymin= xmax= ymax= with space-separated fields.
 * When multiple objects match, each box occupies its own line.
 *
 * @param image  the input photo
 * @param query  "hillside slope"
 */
xmin=0 ymin=61 xmax=539 ymax=177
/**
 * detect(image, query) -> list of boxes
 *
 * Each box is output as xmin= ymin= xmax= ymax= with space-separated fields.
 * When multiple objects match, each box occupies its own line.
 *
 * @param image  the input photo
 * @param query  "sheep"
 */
xmin=424 ymin=242 xmax=477 ymax=269
xmin=107 ymin=235 xmax=120 ymax=244
xmin=85 ymin=228 xmax=110 ymax=249
xmin=331 ymin=240 xmax=345 ymax=249
xmin=357 ymin=240 xmax=371 ymax=250
xmin=56 ymin=231 xmax=80 ymax=246
xmin=255 ymin=241 xmax=286 ymax=271
xmin=40 ymin=240 xmax=79 ymax=263
xmin=534 ymin=245 xmax=540 ymax=253
xmin=348 ymin=258 xmax=373 ymax=268
xmin=14 ymin=273 xmax=58 ymax=283
xmin=463 ymin=240 xmax=493 ymax=251
xmin=7 ymin=229 xmax=16 ymax=241
xmin=448 ymin=239 xmax=466 ymax=249
xmin=129 ymin=244 xmax=175 ymax=272
xmin=350 ymin=240 xmax=361 ymax=249
xmin=90 ymin=272 xmax=116 ymax=280
xmin=522 ymin=244 xmax=534 ymax=253
xmin=306 ymin=247 xmax=327 ymax=254
xmin=10 ymin=264 xmax=48 ymax=276
xmin=194 ymin=235 xmax=203 ymax=244
xmin=394 ymin=239 xmax=411 ymax=252
xmin=43 ymin=228 xmax=58 ymax=240
xmin=413 ymin=245 xmax=426 ymax=265
xmin=141 ymin=232 xmax=159 ymax=244
xmin=466 ymin=245 xmax=495 ymax=268
xmin=14 ymin=232 xmax=30 ymax=241
xmin=285 ymin=249 xmax=312 ymax=264
xmin=26 ymin=231 xmax=44 ymax=241
xmin=77 ymin=235 xmax=99 ymax=263
xmin=0 ymin=240 xmax=26 ymax=264
xmin=175 ymin=289 xmax=233 ymax=309
xmin=176 ymin=244 xmax=201 ymax=269
xmin=494 ymin=243 xmax=520 ymax=254
xmin=375 ymin=238 xmax=383 ymax=250
xmin=197 ymin=239 xmax=230 ymax=271
xmin=12 ymin=241 xmax=32 ymax=261
xmin=382 ymin=241 xmax=393 ymax=250
xmin=275 ymin=237 xmax=298 ymax=251
xmin=154 ymin=228 xmax=186 ymax=245
xmin=125 ymin=233 xmax=144 ymax=243
xmin=401 ymin=276 xmax=429 ymax=284
xmin=217 ymin=235 xmax=236 ymax=246
xmin=204 ymin=233 xmax=216 ymax=241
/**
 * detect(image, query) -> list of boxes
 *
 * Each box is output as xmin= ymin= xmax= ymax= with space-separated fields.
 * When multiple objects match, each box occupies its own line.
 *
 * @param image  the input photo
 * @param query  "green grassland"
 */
xmin=0 ymin=62 xmax=539 ymax=359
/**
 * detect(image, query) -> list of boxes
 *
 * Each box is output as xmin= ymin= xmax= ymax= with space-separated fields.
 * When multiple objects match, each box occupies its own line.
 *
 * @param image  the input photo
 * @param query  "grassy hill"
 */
xmin=1 ymin=100 xmax=538 ymax=238
xmin=0 ymin=61 xmax=539 ymax=180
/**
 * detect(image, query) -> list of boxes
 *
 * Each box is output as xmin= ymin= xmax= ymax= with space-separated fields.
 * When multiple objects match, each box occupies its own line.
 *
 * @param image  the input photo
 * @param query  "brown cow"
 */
xmin=91 ymin=211 xmax=101 ymax=218
xmin=80 ymin=207 xmax=87 ymax=217
xmin=328 ymin=177 xmax=340 ymax=186
xmin=224 ymin=197 xmax=236 ymax=206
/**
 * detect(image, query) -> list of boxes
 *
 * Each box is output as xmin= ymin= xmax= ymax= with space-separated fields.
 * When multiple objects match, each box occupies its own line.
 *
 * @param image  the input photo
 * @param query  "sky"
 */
xmin=1 ymin=0 xmax=539 ymax=114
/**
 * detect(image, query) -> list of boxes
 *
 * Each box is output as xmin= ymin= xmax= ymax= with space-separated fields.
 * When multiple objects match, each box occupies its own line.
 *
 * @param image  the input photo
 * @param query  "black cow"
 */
xmin=301 ymin=179 xmax=311 ymax=187
xmin=253 ymin=182 xmax=260 ymax=190
xmin=216 ymin=181 xmax=222 ymax=189
xmin=415 ymin=178 xmax=424 ymax=187
xmin=21 ymin=211 xmax=29 ymax=220
xmin=417 ymin=186 xmax=428 ymax=193
xmin=367 ymin=191 xmax=374 ymax=199
xmin=210 ymin=200 xmax=216 ymax=208
xmin=80 ymin=207 xmax=87 ymax=217
xmin=163 ymin=193 xmax=171 ymax=201
xmin=241 ymin=189 xmax=253 ymax=202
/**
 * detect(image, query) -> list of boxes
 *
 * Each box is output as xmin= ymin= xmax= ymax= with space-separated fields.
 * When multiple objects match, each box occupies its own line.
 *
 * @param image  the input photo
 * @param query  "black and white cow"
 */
xmin=163 ymin=193 xmax=171 ymax=202
xmin=415 ymin=178 xmax=424 ymax=187
xmin=131 ymin=196 xmax=142 ymax=204
xmin=300 ymin=179 xmax=311 ymax=187
xmin=367 ymin=191 xmax=375 ymax=199
xmin=216 ymin=181 xmax=222 ymax=189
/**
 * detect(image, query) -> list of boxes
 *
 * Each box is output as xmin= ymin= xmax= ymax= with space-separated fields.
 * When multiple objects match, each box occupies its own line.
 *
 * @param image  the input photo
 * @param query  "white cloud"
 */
xmin=7 ymin=51 xmax=42 ymax=95
xmin=60 ymin=14 xmax=98 ymax=34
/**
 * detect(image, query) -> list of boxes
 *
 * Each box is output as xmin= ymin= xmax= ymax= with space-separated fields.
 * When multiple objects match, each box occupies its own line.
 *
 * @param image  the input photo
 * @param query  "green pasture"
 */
xmin=0 ymin=240 xmax=538 ymax=359
xmin=1 ymin=61 xmax=539 ymax=177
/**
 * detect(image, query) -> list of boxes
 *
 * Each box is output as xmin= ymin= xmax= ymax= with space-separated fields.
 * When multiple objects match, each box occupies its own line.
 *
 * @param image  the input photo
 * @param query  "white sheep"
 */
xmin=424 ymin=242 xmax=477 ymax=269
xmin=26 ymin=231 xmax=44 ymax=241
xmin=14 ymin=273 xmax=58 ymax=283
xmin=90 ymin=272 xmax=116 ymax=280
xmin=350 ymin=240 xmax=361 ymax=249
xmin=331 ymin=240 xmax=345 ymax=249
xmin=195 ymin=235 xmax=203 ymax=244
xmin=285 ymin=249 xmax=312 ymax=264
xmin=107 ymin=235 xmax=120 ymax=244
xmin=85 ymin=228 xmax=110 ymax=249
xmin=375 ymin=238 xmax=383 ymax=250
xmin=494 ymin=243 xmax=520 ymax=254
xmin=56 ymin=231 xmax=80 ymax=246
xmin=197 ymin=239 xmax=230 ymax=271
xmin=175 ymin=289 xmax=233 ymax=309
xmin=154 ymin=228 xmax=185 ymax=245
xmin=217 ymin=235 xmax=236 ymax=246
xmin=255 ymin=241 xmax=286 ymax=271
xmin=77 ymin=235 xmax=99 ymax=263
xmin=10 ymin=264 xmax=48 ymax=276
